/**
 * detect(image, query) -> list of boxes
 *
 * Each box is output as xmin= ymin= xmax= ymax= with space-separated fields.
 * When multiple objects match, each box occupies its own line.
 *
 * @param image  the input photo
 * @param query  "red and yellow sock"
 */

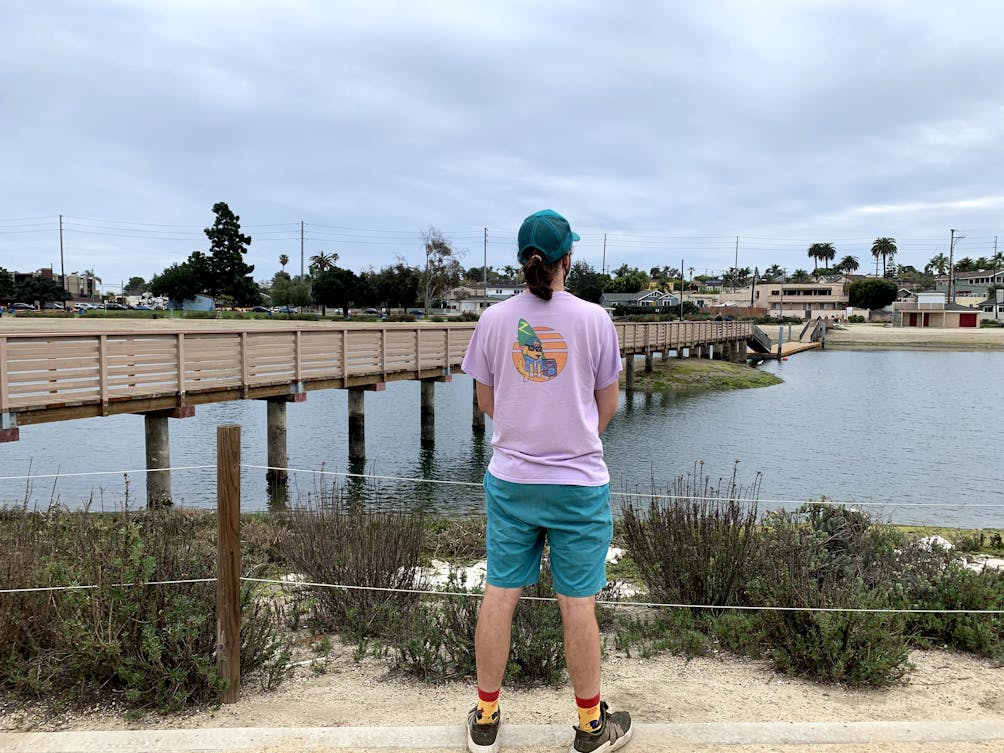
xmin=576 ymin=694 xmax=602 ymax=732
xmin=476 ymin=687 xmax=500 ymax=725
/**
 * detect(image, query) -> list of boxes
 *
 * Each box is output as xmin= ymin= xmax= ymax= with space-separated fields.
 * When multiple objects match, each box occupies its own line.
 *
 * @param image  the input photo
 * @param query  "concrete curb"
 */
xmin=2 ymin=720 xmax=1004 ymax=752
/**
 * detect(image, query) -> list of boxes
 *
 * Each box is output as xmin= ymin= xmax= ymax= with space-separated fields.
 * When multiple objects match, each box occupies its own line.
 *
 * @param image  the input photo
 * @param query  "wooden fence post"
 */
xmin=216 ymin=424 xmax=241 ymax=704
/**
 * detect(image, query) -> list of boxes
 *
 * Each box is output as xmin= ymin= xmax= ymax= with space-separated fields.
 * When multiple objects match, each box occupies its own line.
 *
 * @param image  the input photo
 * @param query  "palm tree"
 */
xmin=871 ymin=237 xmax=897 ymax=276
xmin=309 ymin=251 xmax=338 ymax=275
xmin=764 ymin=264 xmax=784 ymax=281
xmin=839 ymin=255 xmax=859 ymax=274
xmin=807 ymin=243 xmax=836 ymax=271
xmin=279 ymin=254 xmax=289 ymax=273
xmin=791 ymin=269 xmax=811 ymax=282
xmin=926 ymin=253 xmax=949 ymax=275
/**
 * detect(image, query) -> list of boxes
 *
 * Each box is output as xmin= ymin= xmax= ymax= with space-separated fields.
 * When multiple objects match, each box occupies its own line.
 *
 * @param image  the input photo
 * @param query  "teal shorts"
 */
xmin=483 ymin=471 xmax=612 ymax=598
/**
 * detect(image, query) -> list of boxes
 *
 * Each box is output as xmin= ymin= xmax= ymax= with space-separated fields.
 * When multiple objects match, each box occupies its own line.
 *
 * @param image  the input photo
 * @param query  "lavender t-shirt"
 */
xmin=461 ymin=291 xmax=622 ymax=486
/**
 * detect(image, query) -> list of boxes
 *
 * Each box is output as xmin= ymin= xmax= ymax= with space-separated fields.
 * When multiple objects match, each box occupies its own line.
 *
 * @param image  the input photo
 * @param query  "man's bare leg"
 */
xmin=475 ymin=585 xmax=523 ymax=692
xmin=556 ymin=593 xmax=601 ymax=699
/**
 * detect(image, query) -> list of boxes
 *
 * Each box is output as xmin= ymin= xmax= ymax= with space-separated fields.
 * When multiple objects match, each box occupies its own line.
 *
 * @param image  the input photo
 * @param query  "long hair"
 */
xmin=522 ymin=250 xmax=564 ymax=301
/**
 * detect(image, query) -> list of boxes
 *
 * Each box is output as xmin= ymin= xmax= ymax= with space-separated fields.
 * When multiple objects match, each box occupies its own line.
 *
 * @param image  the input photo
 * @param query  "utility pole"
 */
xmin=300 ymin=221 xmax=305 ymax=279
xmin=948 ymin=228 xmax=965 ymax=304
xmin=679 ymin=257 xmax=685 ymax=321
xmin=483 ymin=227 xmax=488 ymax=312
xmin=58 ymin=214 xmax=65 ymax=301
xmin=601 ymin=233 xmax=607 ymax=277
xmin=750 ymin=266 xmax=757 ymax=308
xmin=734 ymin=235 xmax=739 ymax=292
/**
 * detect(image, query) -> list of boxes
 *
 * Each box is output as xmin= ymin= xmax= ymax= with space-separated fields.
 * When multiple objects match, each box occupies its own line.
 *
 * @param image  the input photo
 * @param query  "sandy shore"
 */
xmin=823 ymin=322 xmax=1004 ymax=349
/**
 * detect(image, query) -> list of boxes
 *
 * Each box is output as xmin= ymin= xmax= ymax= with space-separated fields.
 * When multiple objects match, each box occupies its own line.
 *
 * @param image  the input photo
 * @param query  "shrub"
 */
xmin=279 ymin=503 xmax=425 ymax=640
xmin=621 ymin=462 xmax=760 ymax=610
xmin=0 ymin=507 xmax=290 ymax=711
xmin=846 ymin=314 xmax=866 ymax=323
xmin=388 ymin=565 xmax=567 ymax=687
xmin=747 ymin=509 xmax=911 ymax=686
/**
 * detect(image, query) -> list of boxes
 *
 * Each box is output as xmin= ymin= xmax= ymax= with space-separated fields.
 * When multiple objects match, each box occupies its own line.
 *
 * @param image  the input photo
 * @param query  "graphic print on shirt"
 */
xmin=512 ymin=318 xmax=568 ymax=382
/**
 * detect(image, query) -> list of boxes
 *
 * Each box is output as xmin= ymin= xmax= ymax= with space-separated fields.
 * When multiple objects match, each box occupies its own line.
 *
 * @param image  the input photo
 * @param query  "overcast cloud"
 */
xmin=3 ymin=0 xmax=1003 ymax=292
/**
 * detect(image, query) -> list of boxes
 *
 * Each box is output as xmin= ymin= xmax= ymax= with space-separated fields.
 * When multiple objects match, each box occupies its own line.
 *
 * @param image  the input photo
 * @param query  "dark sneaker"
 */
xmin=571 ymin=701 xmax=633 ymax=753
xmin=467 ymin=705 xmax=501 ymax=753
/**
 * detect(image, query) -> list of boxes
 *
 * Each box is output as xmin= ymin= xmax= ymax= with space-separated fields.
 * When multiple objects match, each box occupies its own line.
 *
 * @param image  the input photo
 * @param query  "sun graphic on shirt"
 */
xmin=511 ymin=319 xmax=568 ymax=382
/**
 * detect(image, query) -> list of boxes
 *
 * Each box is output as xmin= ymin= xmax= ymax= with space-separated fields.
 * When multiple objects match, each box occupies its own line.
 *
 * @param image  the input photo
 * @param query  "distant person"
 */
xmin=461 ymin=209 xmax=632 ymax=753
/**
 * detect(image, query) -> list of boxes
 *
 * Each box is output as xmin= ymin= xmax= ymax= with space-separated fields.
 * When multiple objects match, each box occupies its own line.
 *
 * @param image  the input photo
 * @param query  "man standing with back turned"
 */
xmin=461 ymin=209 xmax=632 ymax=753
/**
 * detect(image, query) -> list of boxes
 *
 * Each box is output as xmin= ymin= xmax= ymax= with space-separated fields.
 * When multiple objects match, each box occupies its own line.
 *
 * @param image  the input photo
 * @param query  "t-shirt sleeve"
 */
xmin=461 ymin=323 xmax=494 ymax=386
xmin=594 ymin=317 xmax=622 ymax=389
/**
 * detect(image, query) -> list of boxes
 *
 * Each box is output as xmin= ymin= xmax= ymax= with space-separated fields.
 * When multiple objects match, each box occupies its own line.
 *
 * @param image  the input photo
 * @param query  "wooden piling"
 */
xmin=421 ymin=380 xmax=435 ymax=445
xmin=472 ymin=380 xmax=485 ymax=432
xmin=348 ymin=388 xmax=365 ymax=460
xmin=144 ymin=413 xmax=171 ymax=507
xmin=266 ymin=399 xmax=288 ymax=507
xmin=216 ymin=424 xmax=241 ymax=704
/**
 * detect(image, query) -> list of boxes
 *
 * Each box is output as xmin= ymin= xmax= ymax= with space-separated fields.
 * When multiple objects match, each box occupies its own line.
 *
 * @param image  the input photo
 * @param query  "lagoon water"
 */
xmin=2 ymin=350 xmax=1002 ymax=528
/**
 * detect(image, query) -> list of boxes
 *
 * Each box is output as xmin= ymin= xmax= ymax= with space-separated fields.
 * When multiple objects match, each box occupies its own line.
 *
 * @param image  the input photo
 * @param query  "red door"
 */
xmin=908 ymin=313 xmax=918 ymax=326
xmin=960 ymin=313 xmax=978 ymax=327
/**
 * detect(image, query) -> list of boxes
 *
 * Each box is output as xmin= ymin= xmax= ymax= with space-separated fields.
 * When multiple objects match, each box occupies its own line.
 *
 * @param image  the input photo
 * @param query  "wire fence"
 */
xmin=4 ymin=463 xmax=1004 ymax=511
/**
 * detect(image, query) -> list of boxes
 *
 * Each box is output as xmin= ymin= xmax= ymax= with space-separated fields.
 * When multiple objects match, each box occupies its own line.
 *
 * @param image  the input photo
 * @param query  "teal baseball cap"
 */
xmin=517 ymin=209 xmax=580 ymax=264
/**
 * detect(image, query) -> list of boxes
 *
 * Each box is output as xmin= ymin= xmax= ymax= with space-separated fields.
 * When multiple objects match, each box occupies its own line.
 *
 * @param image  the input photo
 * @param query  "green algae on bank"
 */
xmin=620 ymin=357 xmax=783 ymax=393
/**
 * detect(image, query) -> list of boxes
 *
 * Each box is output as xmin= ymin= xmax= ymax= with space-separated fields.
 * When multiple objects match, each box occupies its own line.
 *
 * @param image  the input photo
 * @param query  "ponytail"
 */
xmin=522 ymin=250 xmax=564 ymax=301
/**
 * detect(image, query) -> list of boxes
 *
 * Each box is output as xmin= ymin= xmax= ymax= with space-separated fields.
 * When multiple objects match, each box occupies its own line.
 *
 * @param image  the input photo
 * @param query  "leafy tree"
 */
xmin=566 ymin=260 xmax=610 ymax=303
xmin=464 ymin=265 xmax=495 ymax=283
xmin=848 ymin=277 xmax=898 ymax=310
xmin=15 ymin=276 xmax=69 ymax=306
xmin=606 ymin=265 xmax=649 ymax=294
xmin=763 ymin=264 xmax=785 ymax=281
xmin=279 ymin=254 xmax=289 ymax=273
xmin=309 ymin=251 xmax=338 ymax=275
xmin=954 ymin=257 xmax=977 ymax=273
xmin=723 ymin=266 xmax=752 ymax=289
xmin=203 ymin=202 xmax=259 ymax=305
xmin=925 ymin=253 xmax=949 ymax=275
xmin=807 ymin=243 xmax=836 ymax=271
xmin=269 ymin=272 xmax=310 ymax=308
xmin=0 ymin=267 xmax=15 ymax=302
xmin=313 ymin=266 xmax=363 ymax=317
xmin=791 ymin=269 xmax=811 ymax=282
xmin=123 ymin=276 xmax=147 ymax=295
xmin=871 ymin=237 xmax=897 ymax=277
xmin=367 ymin=262 xmax=420 ymax=312
xmin=149 ymin=262 xmax=202 ymax=303
xmin=419 ymin=228 xmax=463 ymax=311
xmin=838 ymin=255 xmax=859 ymax=273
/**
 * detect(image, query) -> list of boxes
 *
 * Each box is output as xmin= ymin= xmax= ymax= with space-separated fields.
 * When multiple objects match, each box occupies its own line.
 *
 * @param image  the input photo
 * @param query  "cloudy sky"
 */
xmin=3 ymin=0 xmax=1003 ymax=293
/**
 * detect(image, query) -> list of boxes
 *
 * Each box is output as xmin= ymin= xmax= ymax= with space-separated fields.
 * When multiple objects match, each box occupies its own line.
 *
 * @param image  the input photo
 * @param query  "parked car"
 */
xmin=104 ymin=302 xmax=129 ymax=310
xmin=132 ymin=304 xmax=153 ymax=311
xmin=42 ymin=302 xmax=64 ymax=310
xmin=251 ymin=306 xmax=269 ymax=313
xmin=272 ymin=305 xmax=299 ymax=314
xmin=10 ymin=302 xmax=35 ymax=311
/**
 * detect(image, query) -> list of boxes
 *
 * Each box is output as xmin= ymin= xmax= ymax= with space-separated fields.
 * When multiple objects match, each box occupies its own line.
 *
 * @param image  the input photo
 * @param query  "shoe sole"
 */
xmin=467 ymin=729 xmax=500 ymax=753
xmin=570 ymin=724 xmax=634 ymax=753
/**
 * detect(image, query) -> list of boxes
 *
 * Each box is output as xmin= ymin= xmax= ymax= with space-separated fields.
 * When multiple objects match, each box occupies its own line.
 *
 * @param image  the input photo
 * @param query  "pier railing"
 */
xmin=1 ymin=320 xmax=753 ymax=425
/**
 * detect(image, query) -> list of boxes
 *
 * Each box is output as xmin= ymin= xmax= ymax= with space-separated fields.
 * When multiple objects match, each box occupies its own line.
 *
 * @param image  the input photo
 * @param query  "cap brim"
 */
xmin=571 ymin=231 xmax=580 ymax=242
